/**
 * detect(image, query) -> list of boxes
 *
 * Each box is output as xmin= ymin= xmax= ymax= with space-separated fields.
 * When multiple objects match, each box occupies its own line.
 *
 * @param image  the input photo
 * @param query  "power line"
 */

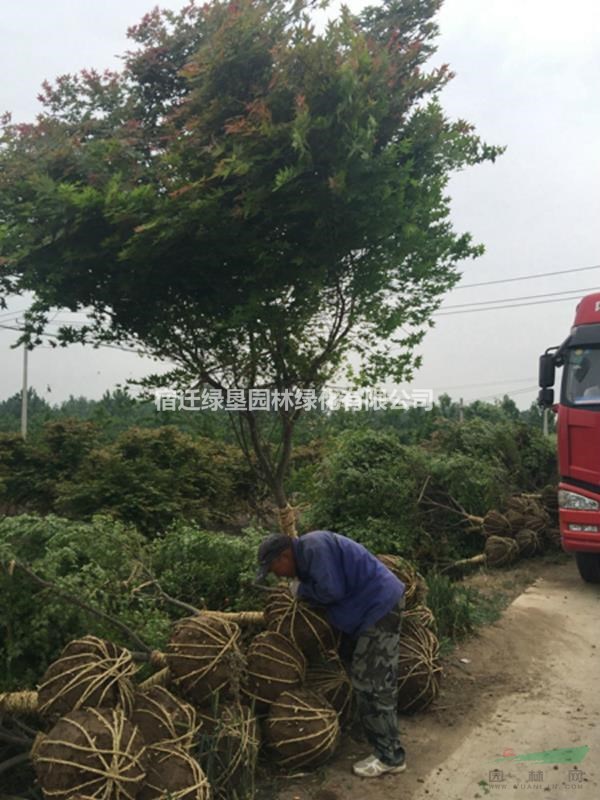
xmin=435 ymin=294 xmax=594 ymax=317
xmin=456 ymin=263 xmax=600 ymax=290
xmin=440 ymin=285 xmax=599 ymax=311
xmin=476 ymin=385 xmax=539 ymax=403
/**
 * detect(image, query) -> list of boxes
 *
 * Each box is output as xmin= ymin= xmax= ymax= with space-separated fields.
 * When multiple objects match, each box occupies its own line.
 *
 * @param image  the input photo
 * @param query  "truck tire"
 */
xmin=575 ymin=552 xmax=600 ymax=583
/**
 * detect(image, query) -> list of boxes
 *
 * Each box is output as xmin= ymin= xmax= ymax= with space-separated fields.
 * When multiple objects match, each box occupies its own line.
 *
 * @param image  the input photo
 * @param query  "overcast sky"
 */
xmin=1 ymin=0 xmax=599 ymax=408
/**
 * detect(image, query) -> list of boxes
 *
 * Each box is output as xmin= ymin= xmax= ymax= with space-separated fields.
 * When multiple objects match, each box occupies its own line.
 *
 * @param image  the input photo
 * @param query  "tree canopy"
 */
xmin=0 ymin=0 xmax=501 ymax=520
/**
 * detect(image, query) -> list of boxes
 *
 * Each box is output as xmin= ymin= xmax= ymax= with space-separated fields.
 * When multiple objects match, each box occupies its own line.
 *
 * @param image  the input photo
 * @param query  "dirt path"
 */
xmin=268 ymin=559 xmax=600 ymax=800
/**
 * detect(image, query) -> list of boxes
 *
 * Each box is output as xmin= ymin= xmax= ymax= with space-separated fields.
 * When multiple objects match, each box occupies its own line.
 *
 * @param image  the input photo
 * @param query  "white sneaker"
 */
xmin=352 ymin=754 xmax=407 ymax=778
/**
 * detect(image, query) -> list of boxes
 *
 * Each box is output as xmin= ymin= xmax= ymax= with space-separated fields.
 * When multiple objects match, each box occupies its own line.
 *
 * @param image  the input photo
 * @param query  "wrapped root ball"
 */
xmin=33 ymin=707 xmax=146 ymax=799
xmin=265 ymin=688 xmax=340 ymax=769
xmin=37 ymin=636 xmax=136 ymax=722
xmin=397 ymin=625 xmax=442 ymax=714
xmin=305 ymin=657 xmax=353 ymax=726
xmin=484 ymin=535 xmax=520 ymax=567
xmin=515 ymin=528 xmax=541 ymax=558
xmin=544 ymin=526 xmax=562 ymax=550
xmin=242 ymin=631 xmax=305 ymax=712
xmin=505 ymin=509 xmax=528 ymax=535
xmin=132 ymin=686 xmax=198 ymax=751
xmin=402 ymin=604 xmax=437 ymax=637
xmin=167 ymin=615 xmax=243 ymax=704
xmin=138 ymin=745 xmax=210 ymax=800
xmin=376 ymin=555 xmax=427 ymax=608
xmin=481 ymin=510 xmax=512 ymax=538
xmin=265 ymin=589 xmax=337 ymax=660
xmin=195 ymin=703 xmax=259 ymax=798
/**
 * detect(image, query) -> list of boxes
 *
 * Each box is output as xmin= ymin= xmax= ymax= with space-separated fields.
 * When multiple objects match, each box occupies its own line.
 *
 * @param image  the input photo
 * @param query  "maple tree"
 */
xmin=0 ymin=0 xmax=501 ymax=529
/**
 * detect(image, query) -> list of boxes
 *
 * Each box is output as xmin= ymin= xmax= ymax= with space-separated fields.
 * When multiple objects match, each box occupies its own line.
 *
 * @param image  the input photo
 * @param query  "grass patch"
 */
xmin=426 ymin=572 xmax=508 ymax=655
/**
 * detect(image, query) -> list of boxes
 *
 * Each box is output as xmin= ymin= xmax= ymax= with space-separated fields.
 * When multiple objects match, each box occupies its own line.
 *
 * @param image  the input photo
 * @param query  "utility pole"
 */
xmin=458 ymin=397 xmax=464 ymax=424
xmin=542 ymin=406 xmax=549 ymax=437
xmin=21 ymin=344 xmax=28 ymax=439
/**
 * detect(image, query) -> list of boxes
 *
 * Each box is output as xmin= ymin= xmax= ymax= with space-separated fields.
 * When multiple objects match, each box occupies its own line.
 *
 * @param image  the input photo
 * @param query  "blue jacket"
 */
xmin=291 ymin=530 xmax=405 ymax=637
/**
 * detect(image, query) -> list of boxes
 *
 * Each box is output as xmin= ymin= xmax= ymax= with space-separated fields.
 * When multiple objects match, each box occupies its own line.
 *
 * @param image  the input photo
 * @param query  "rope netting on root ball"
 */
xmin=515 ymin=528 xmax=542 ymax=558
xmin=264 ymin=688 xmax=340 ymax=770
xmin=305 ymin=656 xmax=353 ymax=727
xmin=242 ymin=631 xmax=306 ymax=713
xmin=132 ymin=686 xmax=198 ymax=751
xmin=397 ymin=623 xmax=442 ymax=714
xmin=264 ymin=589 xmax=338 ymax=661
xmin=376 ymin=555 xmax=427 ymax=609
xmin=37 ymin=636 xmax=137 ymax=722
xmin=401 ymin=604 xmax=437 ymax=637
xmin=137 ymin=744 xmax=210 ymax=800
xmin=484 ymin=535 xmax=520 ymax=568
xmin=167 ymin=615 xmax=244 ymax=705
xmin=33 ymin=707 xmax=147 ymax=800
xmin=195 ymin=703 xmax=260 ymax=800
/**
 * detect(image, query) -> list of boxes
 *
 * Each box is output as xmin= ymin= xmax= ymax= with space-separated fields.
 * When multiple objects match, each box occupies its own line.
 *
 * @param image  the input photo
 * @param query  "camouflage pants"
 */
xmin=350 ymin=598 xmax=406 ymax=767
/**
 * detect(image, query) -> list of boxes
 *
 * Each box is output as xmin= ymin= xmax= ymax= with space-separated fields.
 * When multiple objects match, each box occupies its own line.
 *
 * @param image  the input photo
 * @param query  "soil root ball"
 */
xmin=167 ymin=615 xmax=244 ymax=705
xmin=515 ymin=528 xmax=541 ymax=558
xmin=37 ymin=636 xmax=136 ymax=722
xmin=264 ymin=589 xmax=337 ymax=660
xmin=401 ymin=604 xmax=437 ymax=637
xmin=265 ymin=688 xmax=340 ymax=769
xmin=195 ymin=703 xmax=259 ymax=798
xmin=132 ymin=685 xmax=198 ymax=751
xmin=33 ymin=707 xmax=146 ymax=799
xmin=305 ymin=656 xmax=353 ymax=726
xmin=242 ymin=631 xmax=306 ymax=711
xmin=137 ymin=744 xmax=210 ymax=800
xmin=397 ymin=624 xmax=442 ymax=714
xmin=484 ymin=535 xmax=520 ymax=567
xmin=376 ymin=555 xmax=427 ymax=609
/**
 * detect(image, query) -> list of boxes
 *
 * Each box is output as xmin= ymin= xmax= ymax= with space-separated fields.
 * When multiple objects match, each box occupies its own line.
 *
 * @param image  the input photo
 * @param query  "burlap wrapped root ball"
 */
xmin=33 ymin=707 xmax=146 ymax=800
xmin=305 ymin=657 xmax=353 ymax=727
xmin=242 ymin=631 xmax=306 ymax=712
xmin=265 ymin=688 xmax=340 ymax=769
xmin=265 ymin=589 xmax=337 ymax=661
xmin=515 ymin=528 xmax=541 ymax=558
xmin=484 ymin=535 xmax=520 ymax=567
xmin=376 ymin=555 xmax=427 ymax=609
xmin=195 ymin=703 xmax=259 ymax=799
xmin=167 ymin=615 xmax=244 ymax=704
xmin=37 ymin=636 xmax=137 ymax=722
xmin=132 ymin=686 xmax=198 ymax=751
xmin=138 ymin=744 xmax=210 ymax=800
xmin=397 ymin=623 xmax=442 ymax=714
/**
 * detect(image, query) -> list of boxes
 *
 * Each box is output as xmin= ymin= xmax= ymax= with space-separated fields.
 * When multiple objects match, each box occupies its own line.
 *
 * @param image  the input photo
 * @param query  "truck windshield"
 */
xmin=563 ymin=346 xmax=600 ymax=405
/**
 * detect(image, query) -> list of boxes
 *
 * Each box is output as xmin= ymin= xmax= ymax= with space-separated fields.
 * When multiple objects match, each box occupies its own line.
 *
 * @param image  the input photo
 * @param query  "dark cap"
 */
xmin=255 ymin=534 xmax=293 ymax=582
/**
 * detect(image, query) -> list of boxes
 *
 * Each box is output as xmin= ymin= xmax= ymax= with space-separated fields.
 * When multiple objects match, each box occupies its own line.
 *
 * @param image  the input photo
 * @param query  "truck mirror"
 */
xmin=538 ymin=387 xmax=554 ymax=408
xmin=539 ymin=353 xmax=556 ymax=388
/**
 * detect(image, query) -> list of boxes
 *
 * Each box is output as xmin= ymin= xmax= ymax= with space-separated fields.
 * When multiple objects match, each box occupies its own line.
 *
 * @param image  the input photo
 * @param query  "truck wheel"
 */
xmin=575 ymin=552 xmax=600 ymax=583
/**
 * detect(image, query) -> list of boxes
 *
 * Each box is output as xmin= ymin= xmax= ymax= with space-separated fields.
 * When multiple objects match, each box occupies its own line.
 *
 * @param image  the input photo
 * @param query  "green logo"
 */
xmin=494 ymin=746 xmax=589 ymax=764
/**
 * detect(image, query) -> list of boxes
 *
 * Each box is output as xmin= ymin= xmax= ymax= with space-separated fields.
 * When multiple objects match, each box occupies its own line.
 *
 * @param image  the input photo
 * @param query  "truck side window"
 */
xmin=564 ymin=347 xmax=600 ymax=404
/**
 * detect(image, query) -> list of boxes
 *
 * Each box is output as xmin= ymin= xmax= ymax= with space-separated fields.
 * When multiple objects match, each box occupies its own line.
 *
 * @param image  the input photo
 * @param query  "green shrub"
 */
xmin=54 ymin=426 xmax=246 ymax=535
xmin=0 ymin=514 xmax=170 ymax=691
xmin=428 ymin=418 xmax=557 ymax=492
xmin=305 ymin=428 xmax=429 ymax=558
xmin=151 ymin=523 xmax=266 ymax=612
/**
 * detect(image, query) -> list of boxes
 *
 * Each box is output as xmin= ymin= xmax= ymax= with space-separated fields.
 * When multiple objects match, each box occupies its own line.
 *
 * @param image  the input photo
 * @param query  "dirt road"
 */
xmin=270 ymin=559 xmax=600 ymax=800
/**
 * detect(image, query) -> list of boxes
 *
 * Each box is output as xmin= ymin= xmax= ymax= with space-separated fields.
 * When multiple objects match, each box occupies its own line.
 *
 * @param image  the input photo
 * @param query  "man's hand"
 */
xmin=288 ymin=577 xmax=300 ymax=597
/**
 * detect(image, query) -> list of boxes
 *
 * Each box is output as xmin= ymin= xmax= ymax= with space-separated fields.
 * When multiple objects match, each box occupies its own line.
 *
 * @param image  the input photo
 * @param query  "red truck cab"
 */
xmin=539 ymin=291 xmax=600 ymax=583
